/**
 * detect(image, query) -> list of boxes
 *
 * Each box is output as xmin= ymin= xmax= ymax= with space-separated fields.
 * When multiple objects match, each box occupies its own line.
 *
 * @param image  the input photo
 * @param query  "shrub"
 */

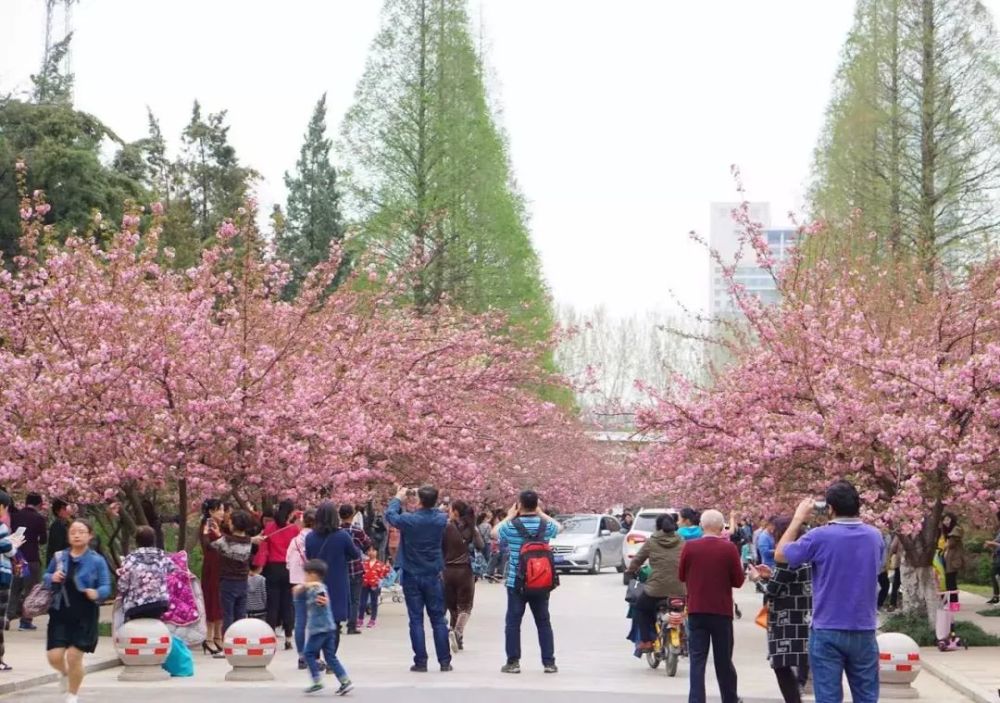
xmin=977 ymin=607 xmax=1000 ymax=617
xmin=881 ymin=613 xmax=1000 ymax=647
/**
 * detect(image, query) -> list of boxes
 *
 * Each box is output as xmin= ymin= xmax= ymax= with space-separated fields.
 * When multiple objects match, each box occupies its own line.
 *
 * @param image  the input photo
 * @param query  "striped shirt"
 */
xmin=497 ymin=516 xmax=558 ymax=589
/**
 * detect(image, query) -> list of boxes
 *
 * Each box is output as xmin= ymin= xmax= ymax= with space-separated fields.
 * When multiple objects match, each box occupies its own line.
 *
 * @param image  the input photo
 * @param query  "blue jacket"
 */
xmin=0 ymin=523 xmax=16 ymax=586
xmin=303 ymin=583 xmax=335 ymax=636
xmin=44 ymin=548 xmax=113 ymax=609
xmin=384 ymin=498 xmax=447 ymax=577
xmin=304 ymin=529 xmax=360 ymax=623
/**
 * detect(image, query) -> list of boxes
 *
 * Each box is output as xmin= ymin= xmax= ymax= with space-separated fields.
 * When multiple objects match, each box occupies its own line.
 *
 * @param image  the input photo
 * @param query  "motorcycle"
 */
xmin=645 ymin=596 xmax=687 ymax=677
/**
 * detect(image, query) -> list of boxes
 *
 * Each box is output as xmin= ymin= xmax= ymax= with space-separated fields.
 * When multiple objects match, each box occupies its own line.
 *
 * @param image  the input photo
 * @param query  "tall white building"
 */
xmin=709 ymin=202 xmax=797 ymax=315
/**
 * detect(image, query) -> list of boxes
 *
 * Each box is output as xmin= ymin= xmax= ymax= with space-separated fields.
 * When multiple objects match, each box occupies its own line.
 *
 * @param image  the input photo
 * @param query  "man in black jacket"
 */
xmin=9 ymin=493 xmax=47 ymax=630
xmin=46 ymin=498 xmax=71 ymax=565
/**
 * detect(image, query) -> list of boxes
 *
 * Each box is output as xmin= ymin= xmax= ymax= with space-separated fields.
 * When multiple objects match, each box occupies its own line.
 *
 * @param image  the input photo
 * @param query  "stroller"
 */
xmin=379 ymin=567 xmax=403 ymax=604
xmin=935 ymin=590 xmax=966 ymax=652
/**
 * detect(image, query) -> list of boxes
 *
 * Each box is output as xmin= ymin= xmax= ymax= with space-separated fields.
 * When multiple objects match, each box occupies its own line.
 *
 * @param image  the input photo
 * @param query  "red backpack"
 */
xmin=512 ymin=517 xmax=559 ymax=595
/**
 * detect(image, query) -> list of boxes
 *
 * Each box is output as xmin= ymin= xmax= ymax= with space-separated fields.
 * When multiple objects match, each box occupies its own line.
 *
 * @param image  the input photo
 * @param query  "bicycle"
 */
xmin=645 ymin=596 xmax=687 ymax=677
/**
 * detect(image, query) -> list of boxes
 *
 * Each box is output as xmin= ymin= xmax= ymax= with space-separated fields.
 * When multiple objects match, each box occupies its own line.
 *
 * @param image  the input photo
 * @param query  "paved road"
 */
xmin=8 ymin=571 xmax=971 ymax=702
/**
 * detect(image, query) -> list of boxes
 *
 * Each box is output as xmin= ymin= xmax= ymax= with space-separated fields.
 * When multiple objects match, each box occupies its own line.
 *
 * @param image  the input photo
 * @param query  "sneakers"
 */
xmin=336 ymin=680 xmax=354 ymax=696
xmin=410 ymin=664 xmax=428 ymax=673
xmin=59 ymin=675 xmax=68 ymax=693
xmin=456 ymin=634 xmax=464 ymax=651
xmin=355 ymin=619 xmax=364 ymax=631
xmin=366 ymin=619 xmax=377 ymax=628
xmin=544 ymin=663 xmax=559 ymax=674
xmin=440 ymin=663 xmax=453 ymax=672
xmin=500 ymin=660 xmax=521 ymax=674
xmin=449 ymin=630 xmax=459 ymax=653
xmin=298 ymin=657 xmax=307 ymax=670
xmin=65 ymin=695 xmax=78 ymax=703
xmin=18 ymin=622 xmax=37 ymax=631
xmin=305 ymin=681 xmax=324 ymax=694
xmin=636 ymin=641 xmax=655 ymax=653
xmin=987 ymin=596 xmax=1000 ymax=605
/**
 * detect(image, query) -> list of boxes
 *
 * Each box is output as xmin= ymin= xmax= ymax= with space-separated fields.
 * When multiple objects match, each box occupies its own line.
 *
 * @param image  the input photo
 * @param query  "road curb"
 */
xmin=0 ymin=656 xmax=121 ymax=696
xmin=922 ymin=657 xmax=993 ymax=703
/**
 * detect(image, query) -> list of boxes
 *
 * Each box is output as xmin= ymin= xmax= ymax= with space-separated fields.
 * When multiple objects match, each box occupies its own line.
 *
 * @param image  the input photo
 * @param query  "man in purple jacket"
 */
xmin=9 ymin=493 xmax=47 ymax=630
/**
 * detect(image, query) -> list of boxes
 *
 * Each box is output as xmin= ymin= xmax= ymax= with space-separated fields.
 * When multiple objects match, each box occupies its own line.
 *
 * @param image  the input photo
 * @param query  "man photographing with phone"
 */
xmin=775 ymin=480 xmax=883 ymax=703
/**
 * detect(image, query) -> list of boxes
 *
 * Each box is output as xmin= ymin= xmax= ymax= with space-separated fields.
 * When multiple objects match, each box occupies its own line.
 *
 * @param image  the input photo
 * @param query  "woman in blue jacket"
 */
xmin=305 ymin=502 xmax=360 ymax=668
xmin=44 ymin=519 xmax=112 ymax=703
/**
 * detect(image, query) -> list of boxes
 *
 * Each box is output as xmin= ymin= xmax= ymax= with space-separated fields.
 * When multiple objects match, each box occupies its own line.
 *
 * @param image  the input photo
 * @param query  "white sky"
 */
xmin=5 ymin=1 xmax=998 ymax=316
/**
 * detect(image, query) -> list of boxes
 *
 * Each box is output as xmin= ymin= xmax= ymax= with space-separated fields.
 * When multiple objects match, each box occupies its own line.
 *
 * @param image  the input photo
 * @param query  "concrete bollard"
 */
xmin=223 ymin=618 xmax=278 ymax=681
xmin=114 ymin=618 xmax=172 ymax=681
xmin=877 ymin=632 xmax=921 ymax=699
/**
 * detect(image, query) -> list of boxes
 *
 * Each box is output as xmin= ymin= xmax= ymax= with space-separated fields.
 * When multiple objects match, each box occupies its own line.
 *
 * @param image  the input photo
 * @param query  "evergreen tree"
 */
xmin=280 ymin=94 xmax=346 ymax=287
xmin=811 ymin=0 xmax=1000 ymax=272
xmin=176 ymin=101 xmax=256 ymax=243
xmin=341 ymin=0 xmax=551 ymax=338
xmin=31 ymin=35 xmax=74 ymax=105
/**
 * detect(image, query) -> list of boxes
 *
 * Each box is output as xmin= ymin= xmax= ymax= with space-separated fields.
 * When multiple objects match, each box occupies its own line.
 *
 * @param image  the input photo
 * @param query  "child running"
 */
xmin=360 ymin=547 xmax=390 ymax=629
xmin=298 ymin=559 xmax=353 ymax=695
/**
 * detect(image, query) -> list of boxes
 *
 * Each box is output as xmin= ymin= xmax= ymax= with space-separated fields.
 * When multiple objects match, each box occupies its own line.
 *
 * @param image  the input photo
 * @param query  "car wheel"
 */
xmin=589 ymin=551 xmax=602 ymax=575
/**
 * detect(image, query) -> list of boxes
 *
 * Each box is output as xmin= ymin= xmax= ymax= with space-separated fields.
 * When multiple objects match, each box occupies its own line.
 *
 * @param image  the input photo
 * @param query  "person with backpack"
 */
xmin=492 ymin=490 xmax=562 ymax=675
xmin=384 ymin=485 xmax=452 ymax=673
xmin=443 ymin=500 xmax=485 ymax=653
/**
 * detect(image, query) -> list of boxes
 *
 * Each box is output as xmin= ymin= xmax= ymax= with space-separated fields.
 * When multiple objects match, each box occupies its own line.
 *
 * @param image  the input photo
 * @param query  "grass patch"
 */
xmin=977 ymin=607 xmax=1000 ymax=617
xmin=98 ymin=622 xmax=112 ymax=638
xmin=881 ymin=613 xmax=1000 ymax=647
xmin=959 ymin=583 xmax=993 ymax=598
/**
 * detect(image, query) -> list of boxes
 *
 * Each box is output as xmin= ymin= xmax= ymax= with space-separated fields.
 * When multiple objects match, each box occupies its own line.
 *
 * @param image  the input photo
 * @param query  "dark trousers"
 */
xmin=402 ymin=572 xmax=451 ymax=666
xmin=0 ymin=587 xmax=8 ymax=661
xmin=347 ymin=574 xmax=362 ymax=629
xmin=889 ymin=568 xmax=902 ymax=607
xmin=944 ymin=571 xmax=959 ymax=604
xmin=9 ymin=561 xmax=41 ymax=624
xmin=774 ymin=664 xmax=809 ymax=703
xmin=220 ymin=578 xmax=247 ymax=635
xmin=505 ymin=588 xmax=555 ymax=666
xmin=992 ymin=562 xmax=1000 ymax=597
xmin=687 ymin=613 xmax=739 ymax=703
xmin=360 ymin=586 xmax=380 ymax=621
xmin=263 ymin=563 xmax=293 ymax=637
xmin=443 ymin=566 xmax=475 ymax=628
xmin=634 ymin=593 xmax=666 ymax=643
xmin=877 ymin=572 xmax=890 ymax=608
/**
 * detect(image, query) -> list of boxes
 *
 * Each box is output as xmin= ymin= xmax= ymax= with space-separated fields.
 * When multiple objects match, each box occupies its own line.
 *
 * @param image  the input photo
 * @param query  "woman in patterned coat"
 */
xmin=759 ymin=516 xmax=812 ymax=703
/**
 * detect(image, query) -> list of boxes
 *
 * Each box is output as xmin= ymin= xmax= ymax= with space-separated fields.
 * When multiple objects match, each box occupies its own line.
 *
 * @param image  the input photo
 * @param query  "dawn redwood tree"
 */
xmin=635 ymin=198 xmax=1000 ymax=623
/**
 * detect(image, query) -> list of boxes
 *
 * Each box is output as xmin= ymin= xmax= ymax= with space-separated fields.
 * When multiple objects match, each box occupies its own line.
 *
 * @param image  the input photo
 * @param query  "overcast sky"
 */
xmin=6 ymin=1 xmax=998 ymax=316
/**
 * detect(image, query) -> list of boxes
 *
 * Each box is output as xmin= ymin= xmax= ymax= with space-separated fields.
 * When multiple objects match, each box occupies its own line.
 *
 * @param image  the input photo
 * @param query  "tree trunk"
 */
xmin=917 ymin=0 xmax=938 ymax=274
xmin=900 ymin=562 xmax=941 ymax=625
xmin=177 ymin=476 xmax=189 ymax=553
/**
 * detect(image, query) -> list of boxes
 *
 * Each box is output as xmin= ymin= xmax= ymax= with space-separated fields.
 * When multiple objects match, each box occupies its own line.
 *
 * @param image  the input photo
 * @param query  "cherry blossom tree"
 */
xmin=636 ymin=194 xmax=1000 ymax=621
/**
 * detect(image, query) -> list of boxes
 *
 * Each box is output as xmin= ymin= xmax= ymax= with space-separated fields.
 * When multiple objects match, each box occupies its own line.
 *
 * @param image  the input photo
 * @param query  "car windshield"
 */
xmin=633 ymin=513 xmax=662 ymax=532
xmin=561 ymin=517 xmax=599 ymax=535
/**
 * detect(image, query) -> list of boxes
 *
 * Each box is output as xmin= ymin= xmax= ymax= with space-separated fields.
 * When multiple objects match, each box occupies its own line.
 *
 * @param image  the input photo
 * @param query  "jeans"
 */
xmin=294 ymin=590 xmax=307 ymax=654
xmin=402 ymin=572 xmax=451 ymax=666
xmin=263 ymin=563 xmax=294 ymax=637
xmin=687 ymin=613 xmax=739 ymax=703
xmin=9 ymin=561 xmax=40 ymax=624
xmin=505 ymin=588 xmax=555 ymax=666
xmin=220 ymin=578 xmax=248 ymax=635
xmin=360 ymin=586 xmax=380 ymax=621
xmin=809 ymin=629 xmax=879 ymax=703
xmin=304 ymin=630 xmax=346 ymax=682
xmin=347 ymin=574 xmax=362 ymax=629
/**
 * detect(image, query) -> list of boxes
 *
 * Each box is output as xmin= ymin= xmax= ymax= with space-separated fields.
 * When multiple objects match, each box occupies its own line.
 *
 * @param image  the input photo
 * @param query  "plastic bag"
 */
xmin=161 ymin=636 xmax=194 ymax=677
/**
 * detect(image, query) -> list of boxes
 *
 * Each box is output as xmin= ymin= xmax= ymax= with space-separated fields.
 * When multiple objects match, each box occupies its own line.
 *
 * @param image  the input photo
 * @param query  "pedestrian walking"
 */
xmin=44 ymin=519 xmax=112 ymax=703
xmin=46 ymin=499 xmax=71 ymax=566
xmin=757 ymin=517 xmax=777 ymax=569
xmin=304 ymin=503 xmax=361 ymax=676
xmin=749 ymin=516 xmax=811 ymax=703
xmin=287 ymin=509 xmax=315 ymax=667
xmin=493 ymin=490 xmax=561 ymax=674
xmin=0 ymin=492 xmax=26 ymax=670
xmin=199 ymin=499 xmax=225 ymax=655
xmin=254 ymin=499 xmax=300 ymax=648
xmin=8 ymin=493 xmax=46 ymax=631
xmin=298 ymin=559 xmax=353 ymax=695
xmin=384 ymin=485 xmax=452 ymax=673
xmin=678 ymin=508 xmax=745 ymax=703
xmin=116 ymin=526 xmax=177 ymax=621
xmin=210 ymin=509 xmax=255 ymax=645
xmin=777 ymin=480 xmax=883 ymax=703
xmin=360 ymin=547 xmax=390 ymax=628
xmin=339 ymin=504 xmax=372 ymax=634
xmin=443 ymin=500 xmax=485 ymax=652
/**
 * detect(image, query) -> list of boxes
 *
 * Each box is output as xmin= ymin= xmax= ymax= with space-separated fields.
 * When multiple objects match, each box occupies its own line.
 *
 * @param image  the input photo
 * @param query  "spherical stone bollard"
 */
xmin=223 ymin=618 xmax=277 ymax=681
xmin=114 ymin=618 xmax=172 ymax=682
xmin=877 ymin=632 xmax=922 ymax=699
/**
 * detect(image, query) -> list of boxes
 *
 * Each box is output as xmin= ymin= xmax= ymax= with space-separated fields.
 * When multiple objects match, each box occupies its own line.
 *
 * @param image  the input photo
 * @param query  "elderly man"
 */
xmin=678 ymin=509 xmax=745 ymax=703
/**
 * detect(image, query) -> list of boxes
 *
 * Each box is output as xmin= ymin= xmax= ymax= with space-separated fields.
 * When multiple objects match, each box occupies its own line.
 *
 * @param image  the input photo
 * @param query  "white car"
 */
xmin=623 ymin=508 xmax=677 ymax=582
xmin=550 ymin=514 xmax=626 ymax=574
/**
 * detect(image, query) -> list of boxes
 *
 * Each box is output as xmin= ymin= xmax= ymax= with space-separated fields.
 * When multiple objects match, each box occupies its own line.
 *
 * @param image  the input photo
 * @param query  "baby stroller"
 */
xmin=379 ymin=567 xmax=403 ymax=604
xmin=935 ymin=590 xmax=966 ymax=652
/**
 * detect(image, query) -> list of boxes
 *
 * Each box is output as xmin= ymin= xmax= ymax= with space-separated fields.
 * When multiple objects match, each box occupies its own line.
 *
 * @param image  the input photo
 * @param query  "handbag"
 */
xmin=624 ymin=578 xmax=645 ymax=604
xmin=754 ymin=605 xmax=768 ymax=629
xmin=23 ymin=582 xmax=54 ymax=618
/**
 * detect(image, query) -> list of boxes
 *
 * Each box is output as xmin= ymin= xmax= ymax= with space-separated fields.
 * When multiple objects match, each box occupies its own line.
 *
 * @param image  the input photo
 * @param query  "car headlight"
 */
xmin=574 ymin=546 xmax=591 ymax=556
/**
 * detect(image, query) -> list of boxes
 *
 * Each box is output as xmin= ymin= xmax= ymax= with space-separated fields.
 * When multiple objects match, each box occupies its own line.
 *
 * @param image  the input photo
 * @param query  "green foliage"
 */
xmin=881 ymin=612 xmax=1000 ymax=646
xmin=342 ymin=0 xmax=553 ymax=340
xmin=31 ymin=35 xmax=74 ymax=105
xmin=978 ymin=607 xmax=1000 ymax=617
xmin=281 ymin=94 xmax=347 ymax=290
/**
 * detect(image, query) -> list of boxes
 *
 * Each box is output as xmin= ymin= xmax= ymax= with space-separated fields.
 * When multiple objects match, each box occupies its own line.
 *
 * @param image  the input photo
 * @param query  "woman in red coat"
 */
xmin=253 ymin=499 xmax=300 ymax=648
xmin=199 ymin=499 xmax=225 ymax=654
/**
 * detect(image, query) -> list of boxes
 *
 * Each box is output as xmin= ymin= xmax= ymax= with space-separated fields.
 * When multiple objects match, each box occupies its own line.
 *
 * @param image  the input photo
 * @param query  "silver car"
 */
xmin=551 ymin=514 xmax=626 ymax=574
